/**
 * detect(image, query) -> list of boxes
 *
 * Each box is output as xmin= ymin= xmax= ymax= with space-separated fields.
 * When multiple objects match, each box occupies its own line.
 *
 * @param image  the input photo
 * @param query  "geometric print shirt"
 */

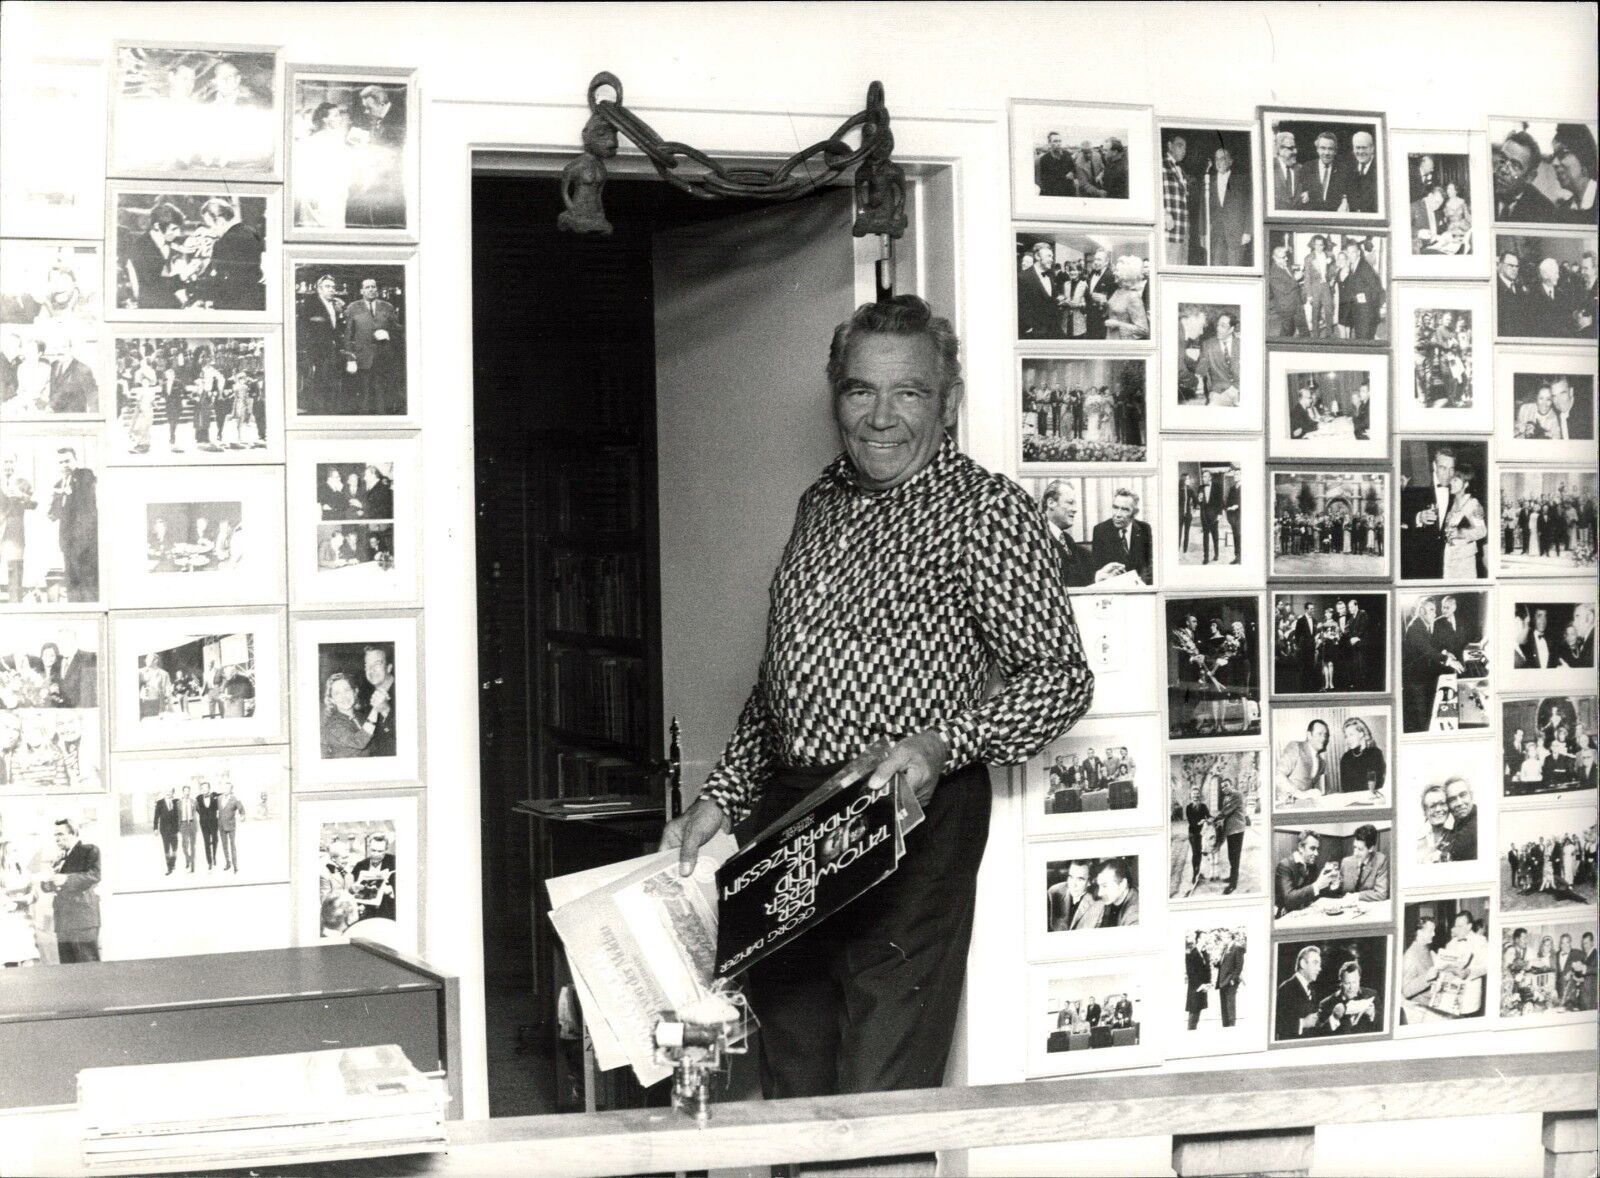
xmin=701 ymin=434 xmax=1095 ymax=824
xmin=1162 ymin=153 xmax=1189 ymax=247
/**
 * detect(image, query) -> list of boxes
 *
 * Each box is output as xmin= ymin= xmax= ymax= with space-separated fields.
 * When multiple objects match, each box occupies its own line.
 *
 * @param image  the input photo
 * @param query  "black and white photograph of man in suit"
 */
xmin=110 ymin=189 xmax=274 ymax=317
xmin=1266 ymin=229 xmax=1389 ymax=344
xmin=291 ymin=260 xmax=408 ymax=418
xmin=1397 ymin=440 xmax=1489 ymax=583
xmin=1166 ymin=596 xmax=1261 ymax=740
xmin=1270 ymin=471 xmax=1389 ymax=579
xmin=1158 ymin=123 xmax=1259 ymax=271
xmin=290 ymin=72 xmax=415 ymax=235
xmin=1494 ymin=234 xmax=1597 ymax=340
xmin=0 ymin=241 xmax=102 ymax=421
xmin=1271 ymin=934 xmax=1390 ymax=1045
xmin=1502 ymin=694 xmax=1598 ymax=800
xmin=1509 ymin=601 xmax=1596 ymax=675
xmin=1015 ymin=229 xmax=1153 ymax=343
xmin=1271 ymin=593 xmax=1389 ymax=697
xmin=1027 ymin=961 xmax=1154 ymax=1078
xmin=1260 ymin=110 xmax=1385 ymax=220
xmin=1502 ymin=367 xmax=1596 ymax=464
xmin=110 ymin=45 xmax=278 ymax=177
xmin=1026 ymin=474 xmax=1154 ymax=591
xmin=1173 ymin=461 xmax=1242 ymax=568
xmin=0 ymin=430 xmax=99 ymax=608
xmin=1498 ymin=469 xmax=1598 ymax=577
xmin=1399 ymin=589 xmax=1492 ymax=736
xmin=1491 ymin=119 xmax=1599 ymax=226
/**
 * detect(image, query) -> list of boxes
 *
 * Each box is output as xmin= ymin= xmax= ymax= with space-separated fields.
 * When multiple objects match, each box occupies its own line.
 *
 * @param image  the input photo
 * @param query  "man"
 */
xmin=661 ymin=296 xmax=1093 ymax=1099
xmin=1267 ymin=244 xmax=1301 ymax=338
xmin=1036 ymin=131 xmax=1077 ymax=198
xmin=1200 ymin=468 xmax=1223 ymax=564
xmin=1271 ymin=131 xmax=1299 ymax=212
xmin=138 ymin=652 xmax=172 ymax=719
xmin=1338 ymin=240 xmax=1385 ymax=340
xmin=1100 ymin=138 xmax=1129 ymax=200
xmin=48 ymin=446 xmax=97 ymax=602
xmin=1442 ymin=776 xmax=1478 ymax=862
xmin=1275 ymin=945 xmax=1322 ymax=1040
xmin=1526 ymin=258 xmax=1573 ymax=337
xmin=1494 ymin=129 xmax=1557 ymax=223
xmin=1401 ymin=915 xmax=1439 ymax=1022
xmin=1576 ymin=250 xmax=1598 ymax=337
xmin=49 ymin=337 xmax=99 ymax=415
xmin=195 ymin=777 xmax=220 ymax=871
xmin=1435 ymin=594 xmax=1466 ymax=665
xmin=1296 ymin=130 xmax=1352 ymax=212
xmin=1162 ymin=134 xmax=1190 ymax=264
xmin=1318 ymin=960 xmax=1379 ymax=1035
xmin=1216 ymin=775 xmax=1247 ymax=895
xmin=1275 ymin=829 xmax=1339 ymax=916
xmin=1347 ymin=131 xmax=1379 ymax=213
xmin=1412 ymin=155 xmax=1438 ymax=204
xmin=1288 ymin=384 xmax=1318 ymax=441
xmin=1400 ymin=447 xmax=1458 ymax=581
xmin=1496 ymin=250 xmax=1530 ymax=337
xmin=1350 ymin=382 xmax=1371 ymax=441
xmin=347 ymin=85 xmax=406 ymax=228
xmin=1518 ymin=607 xmax=1559 ymax=668
xmin=343 ymin=277 xmax=404 ymax=414
xmin=1182 ymin=783 xmax=1210 ymax=890
xmin=1411 ymin=185 xmax=1446 ymax=251
xmin=1276 ymin=719 xmax=1330 ymax=803
xmin=1089 ymin=487 xmax=1152 ymax=585
xmin=217 ymin=776 xmax=246 ymax=874
xmin=361 ymin=646 xmax=397 ymax=758
xmin=1437 ymin=911 xmax=1490 ymax=996
xmin=1017 ymin=242 xmax=1063 ymax=340
xmin=56 ymin=637 xmax=96 ymax=709
xmin=1045 ymin=860 xmax=1099 ymax=932
xmin=1402 ymin=598 xmax=1459 ymax=734
xmin=197 ymin=198 xmax=264 ymax=313
xmin=176 ymin=783 xmax=198 ymax=873
xmin=124 ymin=205 xmax=186 ymax=310
xmin=299 ymin=274 xmax=348 ymax=415
xmin=1083 ymin=250 xmax=1116 ymax=341
xmin=1094 ymin=858 xmax=1138 ymax=927
xmin=1177 ymin=472 xmax=1197 ymax=554
xmin=45 ymin=817 xmax=100 ymax=963
xmin=1079 ymin=747 xmax=1104 ymax=794
xmin=361 ymin=463 xmax=395 ymax=520
xmin=1203 ymin=148 xmax=1252 ymax=267
xmin=1223 ymin=467 xmax=1242 ymax=565
xmin=1040 ymin=479 xmax=1107 ymax=588
xmin=1548 ymin=376 xmax=1590 ymax=441
xmin=1336 ymin=824 xmax=1390 ymax=903
xmin=152 ymin=786 xmax=181 ymax=875
xmin=1215 ymin=930 xmax=1243 ymax=1027
xmin=1196 ymin=313 xmax=1241 ymax=405
xmin=1184 ymin=936 xmax=1210 ymax=1029
xmin=351 ymin=832 xmax=397 ymax=921
xmin=1177 ymin=307 xmax=1208 ymax=405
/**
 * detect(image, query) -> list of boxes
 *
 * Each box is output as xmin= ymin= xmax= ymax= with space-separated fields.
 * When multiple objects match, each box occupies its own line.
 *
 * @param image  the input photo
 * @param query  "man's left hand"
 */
xmin=856 ymin=729 xmax=950 ymax=807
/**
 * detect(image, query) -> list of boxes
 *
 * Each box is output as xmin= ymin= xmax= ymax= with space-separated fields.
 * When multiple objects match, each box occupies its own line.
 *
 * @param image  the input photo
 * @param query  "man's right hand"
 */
xmin=660 ymin=797 xmax=731 ymax=877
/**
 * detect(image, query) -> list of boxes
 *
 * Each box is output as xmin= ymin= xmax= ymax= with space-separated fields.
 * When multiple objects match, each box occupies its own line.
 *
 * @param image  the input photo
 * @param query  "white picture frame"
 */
xmin=1395 ymin=892 xmax=1495 ymax=1039
xmin=0 ymin=239 xmax=109 ymax=424
xmin=1393 ymin=437 xmax=1493 ymax=587
xmin=1025 ymin=832 xmax=1164 ymax=962
xmin=1492 ymin=230 xmax=1598 ymax=344
xmin=1072 ymin=593 xmax=1162 ymax=716
xmin=1268 ymin=702 xmax=1395 ymax=816
xmin=1387 ymin=129 xmax=1492 ymax=279
xmin=1268 ymin=590 xmax=1392 ymax=696
xmin=1496 ymin=914 xmax=1598 ymax=1030
xmin=1024 ymin=956 xmax=1162 ymax=1079
xmin=1166 ymin=744 xmax=1267 ymax=905
xmin=1397 ymin=741 xmax=1499 ymax=894
xmin=1268 ymin=471 xmax=1393 ymax=582
xmin=1165 ymin=905 xmax=1269 ymax=1060
xmin=1163 ymin=591 xmax=1265 ymax=745
xmin=1 ymin=58 xmax=107 ymax=240
xmin=1159 ymin=436 xmax=1265 ymax=590
xmin=0 ymin=794 xmax=115 ymax=961
xmin=101 ymin=883 xmax=291 ymax=961
xmin=0 ymin=422 xmax=104 ymax=612
xmin=1158 ymin=276 xmax=1264 ymax=433
xmin=1010 ymin=100 xmax=1156 ymax=224
xmin=1395 ymin=587 xmax=1495 ymax=741
xmin=1014 ymin=225 xmax=1156 ymax=347
xmin=1153 ymin=118 xmax=1263 ymax=275
xmin=1500 ymin=692 xmax=1598 ymax=805
xmin=1266 ymin=349 xmax=1389 ymax=462
xmin=1017 ymin=352 xmax=1154 ymax=470
xmin=1269 ymin=932 xmax=1394 ymax=1047
xmin=1498 ymin=582 xmax=1599 ymax=694
xmin=1492 ymin=466 xmax=1599 ymax=580
xmin=1495 ymin=345 xmax=1596 ymax=464
xmin=1391 ymin=282 xmax=1495 ymax=434
xmin=286 ymin=432 xmax=419 ymax=608
xmin=292 ymin=789 xmax=422 ymax=955
xmin=1259 ymin=107 xmax=1388 ymax=224
xmin=1018 ymin=474 xmax=1158 ymax=593
xmin=0 ymin=613 xmax=105 ymax=796
xmin=1497 ymin=802 xmax=1598 ymax=917
xmin=1021 ymin=714 xmax=1162 ymax=838
xmin=1263 ymin=227 xmax=1391 ymax=347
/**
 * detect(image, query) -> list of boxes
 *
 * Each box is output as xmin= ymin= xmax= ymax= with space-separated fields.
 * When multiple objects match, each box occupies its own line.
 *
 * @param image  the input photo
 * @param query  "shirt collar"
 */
xmin=826 ymin=431 xmax=959 ymax=500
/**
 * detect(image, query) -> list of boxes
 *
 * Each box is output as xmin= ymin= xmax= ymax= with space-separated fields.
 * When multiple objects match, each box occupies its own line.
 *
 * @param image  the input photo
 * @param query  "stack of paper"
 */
xmin=78 ymin=1045 xmax=447 ymax=1173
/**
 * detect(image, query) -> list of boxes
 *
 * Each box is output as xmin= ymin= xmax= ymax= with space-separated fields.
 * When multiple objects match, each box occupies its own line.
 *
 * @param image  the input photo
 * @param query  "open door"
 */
xmin=652 ymin=188 xmax=858 ymax=788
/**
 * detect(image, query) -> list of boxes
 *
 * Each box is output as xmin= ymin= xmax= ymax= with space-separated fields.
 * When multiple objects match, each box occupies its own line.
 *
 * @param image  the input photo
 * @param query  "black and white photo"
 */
xmin=0 ymin=796 xmax=112 ymax=966
xmin=1499 ymin=805 xmax=1598 ymax=915
xmin=1026 ymin=959 xmax=1158 ymax=1078
xmin=1160 ymin=277 xmax=1264 ymax=432
xmin=1163 ymin=439 xmax=1263 ymax=588
xmin=1502 ymin=695 xmax=1597 ymax=799
xmin=1501 ymin=584 xmax=1597 ymax=692
xmin=1396 ymin=439 xmax=1489 ymax=583
xmin=1015 ymin=228 xmax=1153 ymax=343
xmin=1265 ymin=228 xmax=1389 ymax=344
xmin=1167 ymin=748 xmax=1264 ymax=902
xmin=288 ymin=435 xmax=416 ymax=607
xmin=1024 ymin=474 xmax=1155 ymax=592
xmin=1392 ymin=283 xmax=1493 ymax=433
xmin=1397 ymin=895 xmax=1490 ymax=1033
xmin=295 ymin=792 xmax=419 ymax=954
xmin=1027 ymin=833 xmax=1160 ymax=959
xmin=110 ymin=43 xmax=280 ymax=178
xmin=1 ymin=59 xmax=106 ymax=239
xmin=1398 ymin=588 xmax=1492 ymax=737
xmin=1399 ymin=740 xmax=1494 ymax=892
xmin=0 ymin=426 xmax=100 ymax=608
xmin=1270 ymin=471 xmax=1390 ymax=579
xmin=108 ymin=183 xmax=278 ymax=320
xmin=1168 ymin=909 xmax=1268 ymax=1058
xmin=1270 ymin=595 xmax=1389 ymax=697
xmin=1496 ymin=468 xmax=1597 ymax=576
xmin=293 ymin=614 xmax=420 ymax=787
xmin=1271 ymin=703 xmax=1392 ymax=813
xmin=0 ymin=240 xmax=103 ymax=420
xmin=1018 ymin=355 xmax=1149 ymax=467
xmin=1490 ymin=118 xmax=1598 ymax=226
xmin=0 ymin=616 xmax=102 ymax=794
xmin=1023 ymin=715 xmax=1160 ymax=837
xmin=1157 ymin=120 xmax=1260 ymax=273
xmin=289 ymin=68 xmax=417 ymax=239
xmin=1266 ymin=351 xmax=1387 ymax=462
xmin=1271 ymin=933 xmax=1391 ymax=1045
xmin=1494 ymin=232 xmax=1597 ymax=340
xmin=1272 ymin=821 xmax=1393 ymax=930
xmin=1011 ymin=100 xmax=1154 ymax=223
xmin=287 ymin=251 xmax=414 ymax=421
xmin=1164 ymin=593 xmax=1262 ymax=741
xmin=1496 ymin=350 xmax=1596 ymax=463
xmin=1388 ymin=129 xmax=1489 ymax=278
xmin=1500 ymin=919 xmax=1598 ymax=1027
xmin=110 ymin=329 xmax=280 ymax=462
xmin=1260 ymin=108 xmax=1386 ymax=221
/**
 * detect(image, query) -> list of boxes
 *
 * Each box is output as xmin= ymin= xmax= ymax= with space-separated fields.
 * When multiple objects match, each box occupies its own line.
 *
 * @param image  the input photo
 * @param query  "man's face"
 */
xmin=317 ymin=277 xmax=335 ymax=300
xmin=1352 ymin=133 xmax=1374 ymax=169
xmin=1496 ymin=138 xmax=1536 ymax=196
xmin=1168 ymin=137 xmax=1186 ymax=164
xmin=1499 ymin=254 xmax=1521 ymax=284
xmin=1049 ymin=487 xmax=1077 ymax=530
xmin=1343 ymin=243 xmax=1362 ymax=270
xmin=1432 ymin=452 xmax=1456 ymax=487
xmin=833 ymin=333 xmax=959 ymax=492
xmin=362 ymin=90 xmax=386 ymax=118
xmin=53 ymin=826 xmax=72 ymax=852
xmin=1216 ymin=315 xmax=1235 ymax=339
xmin=361 ymin=279 xmax=378 ymax=300
xmin=1277 ymin=137 xmax=1296 ymax=166
xmin=1534 ymin=609 xmax=1549 ymax=635
xmin=1273 ymin=245 xmax=1290 ymax=270
xmin=364 ymin=649 xmax=391 ymax=686
xmin=1446 ymin=779 xmax=1473 ymax=820
xmin=1214 ymin=149 xmax=1231 ymax=175
xmin=1341 ymin=969 xmax=1361 ymax=997
xmin=1540 ymin=259 xmax=1561 ymax=288
xmin=1092 ymin=250 xmax=1108 ymax=272
xmin=1065 ymin=863 xmax=1089 ymax=900
xmin=214 ymin=62 xmax=241 ymax=100
xmin=1419 ymin=156 xmax=1434 ymax=178
xmin=1315 ymin=135 xmax=1337 ymax=165
xmin=1515 ymin=931 xmax=1529 ymax=949
xmin=1095 ymin=867 xmax=1124 ymax=902
xmin=1301 ymin=949 xmax=1322 ymax=981
xmin=1441 ymin=597 xmax=1456 ymax=621
xmin=1425 ymin=188 xmax=1444 ymax=212
xmin=1047 ymin=133 xmax=1063 ymax=156
xmin=1309 ymin=723 xmax=1330 ymax=752
xmin=1182 ymin=309 xmax=1206 ymax=337
xmin=1301 ymin=835 xmax=1320 ymax=862
xmin=1415 ymin=920 xmax=1435 ymax=946
xmin=1582 ymin=255 xmax=1597 ymax=284
xmin=367 ymin=837 xmax=387 ymax=864
xmin=1351 ymin=838 xmax=1370 ymax=864
xmin=1110 ymin=493 xmax=1135 ymax=527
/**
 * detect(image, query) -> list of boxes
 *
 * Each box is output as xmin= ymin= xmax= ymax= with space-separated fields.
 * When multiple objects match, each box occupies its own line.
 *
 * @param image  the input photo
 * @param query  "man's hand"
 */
xmin=660 ymin=797 xmax=730 ymax=878
xmin=1094 ymin=562 xmax=1126 ymax=582
xmin=852 ymin=730 xmax=949 ymax=807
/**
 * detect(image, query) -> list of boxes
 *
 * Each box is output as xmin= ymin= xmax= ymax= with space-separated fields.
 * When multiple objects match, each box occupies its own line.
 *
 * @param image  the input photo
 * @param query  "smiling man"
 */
xmin=662 ymin=295 xmax=1093 ymax=1098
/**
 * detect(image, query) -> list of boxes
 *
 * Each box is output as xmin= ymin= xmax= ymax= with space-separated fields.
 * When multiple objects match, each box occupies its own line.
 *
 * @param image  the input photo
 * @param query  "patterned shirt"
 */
xmin=1162 ymin=153 xmax=1189 ymax=246
xmin=701 ymin=435 xmax=1093 ymax=824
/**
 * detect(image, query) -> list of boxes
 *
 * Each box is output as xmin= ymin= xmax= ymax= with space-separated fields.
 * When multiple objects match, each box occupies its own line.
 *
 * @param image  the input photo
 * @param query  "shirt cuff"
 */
xmin=698 ymin=773 xmax=752 ymax=828
xmin=932 ymin=714 xmax=983 ymax=774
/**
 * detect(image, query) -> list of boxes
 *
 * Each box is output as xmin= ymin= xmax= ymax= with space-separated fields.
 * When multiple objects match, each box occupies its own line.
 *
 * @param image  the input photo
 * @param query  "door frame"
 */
xmin=422 ymin=96 xmax=1007 ymax=1117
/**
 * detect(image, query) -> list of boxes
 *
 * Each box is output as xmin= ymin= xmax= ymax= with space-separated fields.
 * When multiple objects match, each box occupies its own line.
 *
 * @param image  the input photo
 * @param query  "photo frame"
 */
xmin=1017 ymin=353 xmax=1153 ymax=469
xmin=1498 ymin=582 xmax=1598 ymax=693
xmin=1498 ymin=916 xmax=1598 ymax=1028
xmin=108 ymin=41 xmax=282 ymax=181
xmin=0 ymin=793 xmax=114 ymax=965
xmin=1153 ymin=118 xmax=1262 ymax=274
xmin=1387 ymin=129 xmax=1491 ymax=279
xmin=1 ymin=58 xmax=107 ymax=239
xmin=102 ymin=465 xmax=286 ymax=609
xmin=1396 ymin=587 xmax=1494 ymax=739
xmin=1493 ymin=230 xmax=1597 ymax=343
xmin=1024 ymin=832 xmax=1163 ymax=961
xmin=1488 ymin=118 xmax=1599 ymax=228
xmin=1071 ymin=594 xmax=1162 ymax=716
xmin=1166 ymin=744 xmax=1266 ymax=904
xmin=1158 ymin=276 xmax=1263 ymax=433
xmin=1498 ymin=803 xmax=1598 ymax=917
xmin=286 ymin=433 xmax=419 ymax=607
xmin=292 ymin=789 xmax=422 ymax=955
xmin=0 ymin=422 xmax=104 ymax=611
xmin=1268 ymin=701 xmax=1394 ymax=815
xmin=291 ymin=610 xmax=422 ymax=789
xmin=1395 ymin=893 xmax=1493 ymax=1037
xmin=1495 ymin=345 xmax=1596 ymax=464
xmin=1019 ymin=474 xmax=1157 ymax=593
xmin=1264 ymin=227 xmax=1390 ymax=346
xmin=109 ymin=607 xmax=288 ymax=752
xmin=287 ymin=65 xmax=419 ymax=243
xmin=1493 ymin=466 xmax=1598 ymax=579
xmin=1268 ymin=593 xmax=1391 ymax=698
xmin=1014 ymin=226 xmax=1155 ymax=346
xmin=1165 ymin=906 xmax=1269 ymax=1059
xmin=1159 ymin=436 xmax=1264 ymax=589
xmin=1024 ymin=956 xmax=1161 ymax=1078
xmin=284 ymin=245 xmax=418 ymax=427
xmin=1397 ymin=740 xmax=1498 ymax=893
xmin=1270 ymin=932 xmax=1393 ymax=1047
xmin=0 ymin=239 xmax=108 ymax=423
xmin=1391 ymin=282 xmax=1495 ymax=434
xmin=1265 ymin=350 xmax=1388 ymax=462
xmin=105 ymin=180 xmax=281 ymax=323
xmin=1010 ymin=100 xmax=1155 ymax=223
xmin=1269 ymin=471 xmax=1392 ymax=581
xmin=1259 ymin=107 xmax=1388 ymax=223
xmin=0 ymin=613 xmax=105 ymax=796
xmin=1021 ymin=714 xmax=1162 ymax=838
xmin=1163 ymin=592 xmax=1264 ymax=744
xmin=1271 ymin=819 xmax=1394 ymax=932
xmin=1501 ymin=693 xmax=1598 ymax=802
xmin=1394 ymin=438 xmax=1492 ymax=586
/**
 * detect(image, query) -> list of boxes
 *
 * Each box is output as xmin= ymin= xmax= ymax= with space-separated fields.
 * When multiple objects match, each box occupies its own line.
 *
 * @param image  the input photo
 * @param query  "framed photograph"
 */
xmin=1163 ymin=592 xmax=1263 ymax=742
xmin=103 ymin=884 xmax=290 ymax=961
xmin=1265 ymin=351 xmax=1387 ymax=462
xmin=1159 ymin=277 xmax=1263 ymax=432
xmin=1 ymin=59 xmax=106 ymax=239
xmin=1493 ymin=231 xmax=1597 ymax=341
xmin=285 ymin=247 xmax=416 ymax=425
xmin=0 ymin=423 xmax=102 ymax=609
xmin=1397 ymin=588 xmax=1493 ymax=739
xmin=1396 ymin=894 xmax=1492 ymax=1036
xmin=1020 ymin=474 xmax=1156 ymax=591
xmin=1499 ymin=803 xmax=1598 ymax=916
xmin=1167 ymin=907 xmax=1269 ymax=1059
xmin=1022 ymin=714 xmax=1161 ymax=838
xmin=0 ymin=614 xmax=103 ymax=794
xmin=110 ymin=746 xmax=288 ymax=892
xmin=1025 ymin=833 xmax=1162 ymax=961
xmin=1500 ymin=917 xmax=1598 ymax=1026
xmin=1500 ymin=583 xmax=1598 ymax=692
xmin=102 ymin=466 xmax=286 ymax=609
xmin=1270 ymin=703 xmax=1393 ymax=815
xmin=1398 ymin=740 xmax=1496 ymax=892
xmin=287 ymin=66 xmax=418 ymax=242
xmin=1272 ymin=819 xmax=1394 ymax=932
xmin=1025 ymin=956 xmax=1159 ymax=1079
xmin=1269 ymin=471 xmax=1390 ymax=580
xmin=1489 ymin=118 xmax=1598 ymax=227
xmin=1264 ymin=227 xmax=1389 ymax=345
xmin=1166 ymin=745 xmax=1265 ymax=903
xmin=106 ymin=181 xmax=280 ymax=322
xmin=1395 ymin=438 xmax=1491 ymax=584
xmin=293 ymin=790 xmax=421 ymax=954
xmin=1270 ymin=594 xmax=1390 ymax=698
xmin=109 ymin=608 xmax=287 ymax=752
xmin=109 ymin=42 xmax=281 ymax=180
xmin=0 ymin=794 xmax=113 ymax=966
xmin=0 ymin=240 xmax=106 ymax=421
xmin=1496 ymin=346 xmax=1596 ymax=463
xmin=1018 ymin=353 xmax=1151 ymax=468
xmin=1260 ymin=107 xmax=1387 ymax=222
xmin=1388 ymin=129 xmax=1491 ymax=278
xmin=1391 ymin=283 xmax=1494 ymax=434
xmin=291 ymin=611 xmax=421 ymax=788
xmin=287 ymin=434 xmax=418 ymax=607
xmin=1161 ymin=437 xmax=1264 ymax=589
xmin=1072 ymin=593 xmax=1161 ymax=717
xmin=1494 ymin=467 xmax=1597 ymax=578
xmin=1155 ymin=119 xmax=1261 ymax=273
xmin=1015 ymin=227 xmax=1155 ymax=344
xmin=1011 ymin=100 xmax=1154 ymax=223
xmin=1502 ymin=693 xmax=1598 ymax=801
xmin=1270 ymin=932 xmax=1392 ymax=1046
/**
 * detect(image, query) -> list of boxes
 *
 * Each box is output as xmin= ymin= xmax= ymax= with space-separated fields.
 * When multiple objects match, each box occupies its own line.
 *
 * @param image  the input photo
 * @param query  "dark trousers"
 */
xmin=1225 ymin=831 xmax=1245 ymax=887
xmin=1179 ymin=512 xmax=1192 ymax=552
xmin=1201 ymin=511 xmax=1220 ymax=562
xmin=1219 ymin=984 xmax=1238 ymax=1027
xmin=1226 ymin=508 xmax=1242 ymax=563
xmin=159 ymin=828 xmax=178 ymax=871
xmin=746 ymin=760 xmax=991 ymax=1098
xmin=1187 ymin=830 xmax=1203 ymax=879
xmin=58 ymin=937 xmax=100 ymax=963
xmin=200 ymin=823 xmax=218 ymax=867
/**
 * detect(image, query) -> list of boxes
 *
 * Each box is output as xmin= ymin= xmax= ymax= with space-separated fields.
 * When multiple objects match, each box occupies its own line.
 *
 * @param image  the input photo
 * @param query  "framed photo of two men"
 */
xmin=1155 ymin=119 xmax=1262 ymax=275
xmin=1010 ymin=100 xmax=1155 ymax=224
xmin=1387 ymin=129 xmax=1491 ymax=280
xmin=287 ymin=66 xmax=419 ymax=243
xmin=1260 ymin=107 xmax=1387 ymax=224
